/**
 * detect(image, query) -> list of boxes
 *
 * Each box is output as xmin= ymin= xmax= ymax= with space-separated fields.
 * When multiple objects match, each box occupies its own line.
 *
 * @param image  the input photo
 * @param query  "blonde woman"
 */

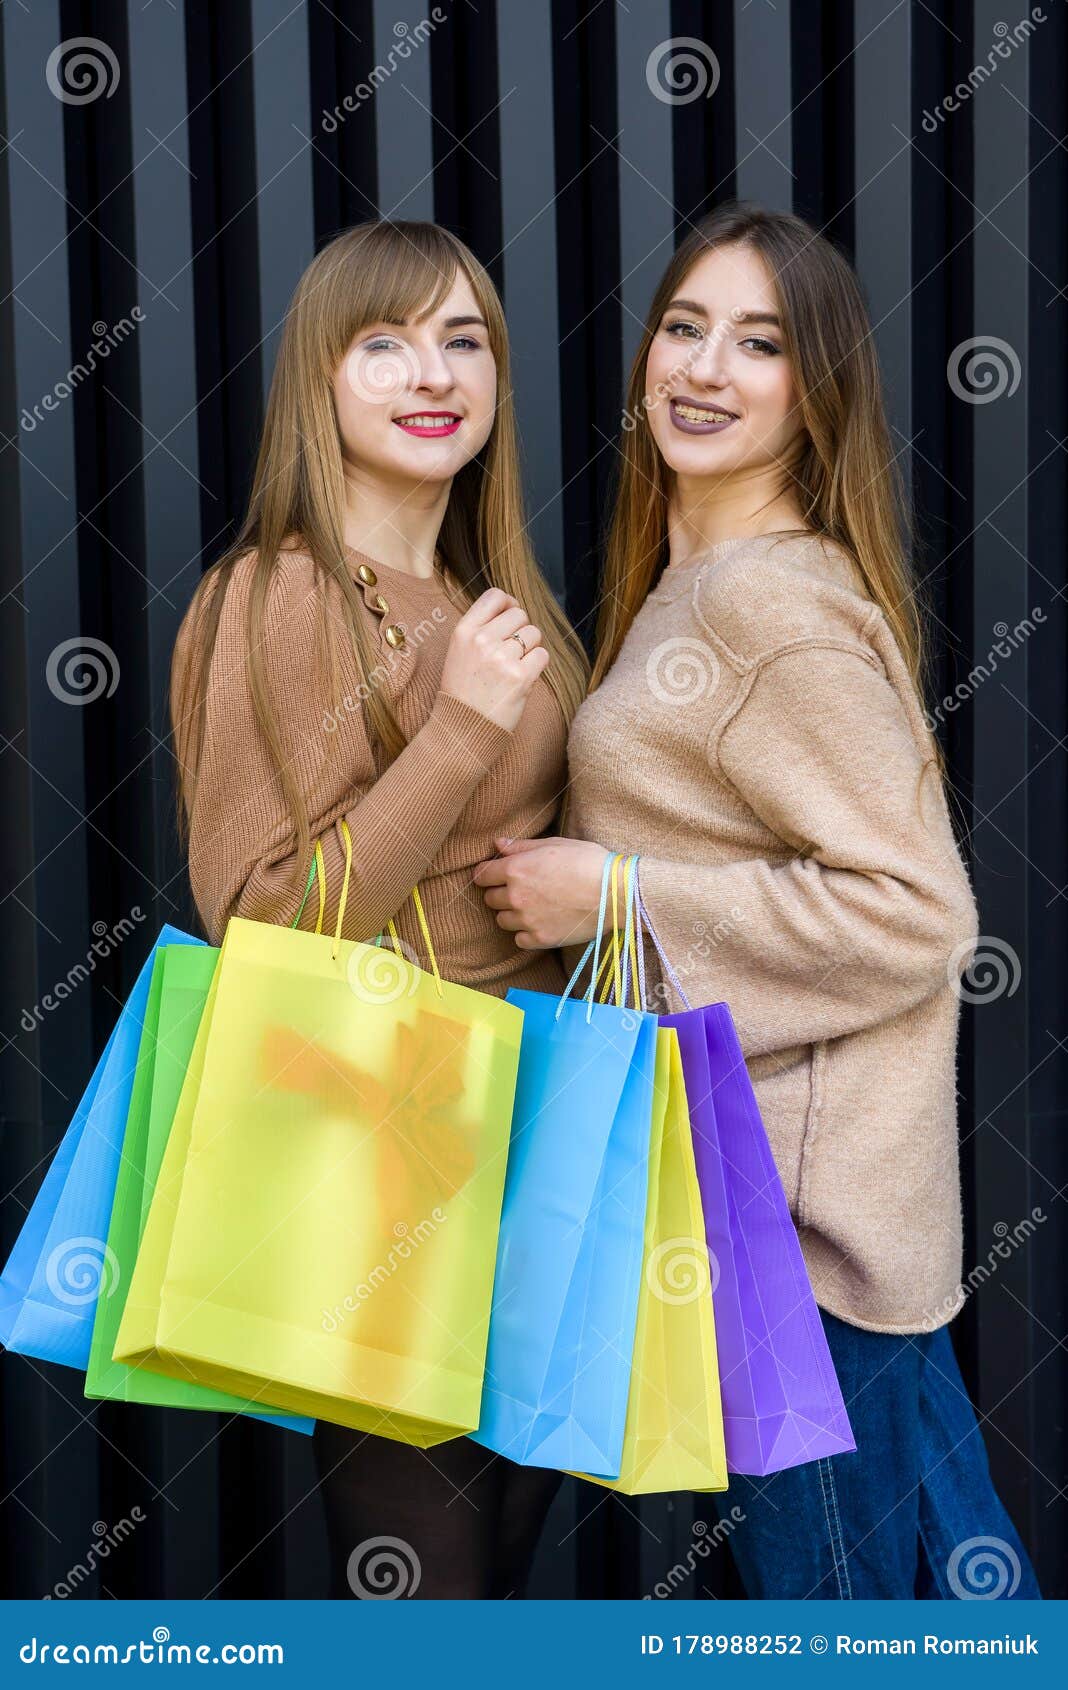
xmin=475 ymin=202 xmax=1041 ymax=1601
xmin=170 ymin=221 xmax=588 ymax=1598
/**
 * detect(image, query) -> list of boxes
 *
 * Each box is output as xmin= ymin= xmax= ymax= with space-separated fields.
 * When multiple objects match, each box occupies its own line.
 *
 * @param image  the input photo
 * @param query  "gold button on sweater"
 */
xmin=172 ymin=545 xmax=569 ymax=1000
xmin=565 ymin=532 xmax=980 ymax=1333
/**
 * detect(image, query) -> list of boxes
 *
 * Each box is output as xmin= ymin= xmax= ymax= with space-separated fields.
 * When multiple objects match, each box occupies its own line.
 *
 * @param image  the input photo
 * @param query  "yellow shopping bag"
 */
xmin=114 ymin=823 xmax=523 ymax=1445
xmin=571 ymin=858 xmax=728 ymax=1494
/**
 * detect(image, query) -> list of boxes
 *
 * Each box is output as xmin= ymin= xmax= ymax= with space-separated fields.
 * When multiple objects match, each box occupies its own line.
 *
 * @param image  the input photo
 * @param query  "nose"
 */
xmin=686 ymin=320 xmax=731 ymax=388
xmin=412 ymin=340 xmax=454 ymax=398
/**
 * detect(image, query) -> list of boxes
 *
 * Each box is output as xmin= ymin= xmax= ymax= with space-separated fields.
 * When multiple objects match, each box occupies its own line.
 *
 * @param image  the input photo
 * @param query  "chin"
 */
xmin=385 ymin=445 xmax=470 ymax=483
xmin=654 ymin=435 xmax=739 ymax=477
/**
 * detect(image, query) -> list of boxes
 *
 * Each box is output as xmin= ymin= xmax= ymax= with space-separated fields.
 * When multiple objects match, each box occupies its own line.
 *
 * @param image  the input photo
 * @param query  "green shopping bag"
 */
xmin=85 ymin=944 xmax=313 ymax=1433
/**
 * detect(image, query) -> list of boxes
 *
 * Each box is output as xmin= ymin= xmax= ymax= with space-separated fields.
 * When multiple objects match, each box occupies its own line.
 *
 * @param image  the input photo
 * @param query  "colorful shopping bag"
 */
xmin=573 ymin=1021 xmax=727 ymax=1495
xmin=84 ymin=943 xmax=312 ymax=1433
xmin=114 ymin=821 xmax=523 ymax=1444
xmin=0 ymin=924 xmax=204 ymax=1369
xmin=637 ymin=879 xmax=856 ymax=1474
xmin=559 ymin=860 xmax=726 ymax=1494
xmin=470 ymin=852 xmax=657 ymax=1477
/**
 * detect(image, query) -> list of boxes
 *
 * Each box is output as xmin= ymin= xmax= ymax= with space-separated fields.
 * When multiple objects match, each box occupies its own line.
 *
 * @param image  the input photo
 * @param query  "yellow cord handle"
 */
xmin=313 ymin=840 xmax=326 ymax=935
xmin=595 ymin=854 xmax=622 ymax=1003
xmin=597 ymin=853 xmax=631 ymax=1005
xmin=325 ymin=818 xmax=441 ymax=993
xmin=291 ymin=839 xmax=328 ymax=933
xmin=410 ymin=885 xmax=442 ymax=992
xmin=625 ymin=855 xmax=641 ymax=1006
xmin=595 ymin=853 xmax=640 ymax=1008
xmin=332 ymin=820 xmax=353 ymax=957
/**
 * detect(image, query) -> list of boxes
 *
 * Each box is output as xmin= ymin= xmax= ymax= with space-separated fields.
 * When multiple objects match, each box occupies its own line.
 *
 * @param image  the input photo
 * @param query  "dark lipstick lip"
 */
xmin=669 ymin=397 xmax=740 ymax=435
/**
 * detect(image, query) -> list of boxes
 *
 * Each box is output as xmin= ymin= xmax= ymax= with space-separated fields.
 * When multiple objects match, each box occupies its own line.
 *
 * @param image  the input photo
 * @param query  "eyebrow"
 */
xmin=380 ymin=313 xmax=488 ymax=330
xmin=664 ymin=299 xmax=781 ymax=328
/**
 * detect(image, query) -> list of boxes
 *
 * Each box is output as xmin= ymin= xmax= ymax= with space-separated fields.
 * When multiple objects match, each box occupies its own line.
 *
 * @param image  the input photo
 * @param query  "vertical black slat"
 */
xmin=933 ymin=11 xmax=980 ymax=1414
xmin=0 ymin=11 xmax=34 ymax=1597
xmin=789 ymin=1 xmax=827 ymax=228
xmin=909 ymin=14 xmax=981 ymax=1458
xmin=185 ymin=2 xmax=259 ymax=561
xmin=431 ymin=3 xmax=502 ymax=293
xmin=731 ymin=0 xmax=792 ymax=210
xmin=372 ymin=0 xmax=434 ymax=219
xmin=670 ymin=0 xmax=736 ymax=228
xmin=637 ymin=1494 xmax=739 ymax=1600
xmin=853 ymin=0 xmax=913 ymax=454
xmin=0 ymin=0 xmax=100 ymax=1597
xmin=61 ymin=0 xmax=158 ymax=1016
xmin=525 ymin=1477 xmax=579 ymax=1596
xmin=910 ymin=0 xmax=968 ymax=706
xmin=279 ymin=1435 xmax=331 ymax=1599
xmin=308 ymin=2 xmax=378 ymax=238
xmin=1024 ymin=0 xmax=1068 ymax=1593
xmin=550 ymin=0 xmax=621 ymax=649
xmin=822 ymin=1 xmax=857 ymax=255
xmin=250 ymin=1 xmax=314 ymax=405
xmin=792 ymin=1 xmax=855 ymax=243
xmin=125 ymin=0 xmax=203 ymax=911
xmin=969 ymin=0 xmax=1034 ymax=1529
xmin=614 ymin=0 xmax=675 ymax=376
xmin=496 ymin=1 xmax=565 ymax=598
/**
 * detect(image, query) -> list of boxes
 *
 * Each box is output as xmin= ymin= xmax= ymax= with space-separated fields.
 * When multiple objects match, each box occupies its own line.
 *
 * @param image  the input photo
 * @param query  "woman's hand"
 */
xmin=438 ymin=587 xmax=550 ymax=732
xmin=473 ymin=836 xmax=613 ymax=950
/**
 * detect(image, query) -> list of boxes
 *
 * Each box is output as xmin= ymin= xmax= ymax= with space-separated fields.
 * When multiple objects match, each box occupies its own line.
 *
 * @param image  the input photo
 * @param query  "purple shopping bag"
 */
xmin=639 ymin=892 xmax=855 ymax=1476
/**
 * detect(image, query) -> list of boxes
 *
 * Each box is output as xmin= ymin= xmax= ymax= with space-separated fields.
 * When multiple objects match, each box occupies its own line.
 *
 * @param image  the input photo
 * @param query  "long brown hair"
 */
xmin=591 ymin=202 xmax=932 ymax=725
xmin=170 ymin=220 xmax=589 ymax=894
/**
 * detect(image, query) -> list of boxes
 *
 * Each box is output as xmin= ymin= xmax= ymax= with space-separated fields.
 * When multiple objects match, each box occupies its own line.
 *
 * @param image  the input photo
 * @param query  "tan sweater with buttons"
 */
xmin=171 ymin=544 xmax=568 ymax=1000
xmin=566 ymin=531 xmax=980 ymax=1334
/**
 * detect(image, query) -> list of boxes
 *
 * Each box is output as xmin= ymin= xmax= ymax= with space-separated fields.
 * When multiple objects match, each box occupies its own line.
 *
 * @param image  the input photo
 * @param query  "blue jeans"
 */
xmin=712 ymin=1311 xmax=1042 ymax=1600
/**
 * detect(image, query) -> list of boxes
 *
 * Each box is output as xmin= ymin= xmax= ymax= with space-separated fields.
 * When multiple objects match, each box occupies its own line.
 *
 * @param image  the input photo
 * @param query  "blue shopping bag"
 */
xmin=470 ymin=855 xmax=657 ymax=1476
xmin=0 ymin=924 xmax=204 ymax=1369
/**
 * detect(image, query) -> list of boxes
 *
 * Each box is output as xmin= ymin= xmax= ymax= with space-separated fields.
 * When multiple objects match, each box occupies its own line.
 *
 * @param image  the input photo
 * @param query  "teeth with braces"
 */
xmin=673 ymin=402 xmax=734 ymax=423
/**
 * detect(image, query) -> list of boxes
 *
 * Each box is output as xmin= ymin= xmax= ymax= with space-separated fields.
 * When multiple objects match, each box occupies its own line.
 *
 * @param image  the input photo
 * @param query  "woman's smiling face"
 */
xmin=333 ymin=266 xmax=498 ymax=487
xmin=643 ymin=241 xmax=803 ymax=480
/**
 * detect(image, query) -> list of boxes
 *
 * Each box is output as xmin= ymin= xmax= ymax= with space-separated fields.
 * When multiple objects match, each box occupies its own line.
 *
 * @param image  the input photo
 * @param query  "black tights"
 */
xmin=314 ymin=1420 xmax=564 ymax=1599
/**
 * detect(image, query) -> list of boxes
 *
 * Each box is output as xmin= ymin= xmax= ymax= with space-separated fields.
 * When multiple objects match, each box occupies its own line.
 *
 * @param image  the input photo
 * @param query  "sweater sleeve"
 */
xmin=637 ymin=640 xmax=979 ymax=1056
xmin=180 ymin=557 xmax=513 ymax=946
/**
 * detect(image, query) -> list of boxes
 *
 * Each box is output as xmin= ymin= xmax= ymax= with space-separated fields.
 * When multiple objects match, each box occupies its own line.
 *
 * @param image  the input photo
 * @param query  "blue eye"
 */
xmin=365 ymin=337 xmax=399 ymax=353
xmin=447 ymin=335 xmax=481 ymax=351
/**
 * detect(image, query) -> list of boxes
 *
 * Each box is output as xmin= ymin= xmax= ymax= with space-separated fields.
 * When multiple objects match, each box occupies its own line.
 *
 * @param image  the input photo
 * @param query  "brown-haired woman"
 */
xmin=170 ymin=220 xmax=587 ymax=1598
xmin=474 ymin=202 xmax=1041 ymax=1601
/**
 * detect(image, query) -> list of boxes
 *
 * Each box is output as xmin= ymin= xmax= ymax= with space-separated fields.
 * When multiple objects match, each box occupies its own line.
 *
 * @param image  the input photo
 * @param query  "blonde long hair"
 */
xmin=171 ymin=220 xmax=589 ymax=893
xmin=591 ymin=203 xmax=932 ymax=728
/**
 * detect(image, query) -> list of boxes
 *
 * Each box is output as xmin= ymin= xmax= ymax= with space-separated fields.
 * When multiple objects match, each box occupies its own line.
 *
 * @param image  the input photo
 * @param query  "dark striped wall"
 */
xmin=1 ymin=0 xmax=1065 ymax=1599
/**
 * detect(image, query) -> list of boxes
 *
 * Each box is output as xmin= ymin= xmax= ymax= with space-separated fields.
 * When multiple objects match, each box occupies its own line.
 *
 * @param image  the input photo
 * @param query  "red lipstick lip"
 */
xmin=392 ymin=411 xmax=463 ymax=437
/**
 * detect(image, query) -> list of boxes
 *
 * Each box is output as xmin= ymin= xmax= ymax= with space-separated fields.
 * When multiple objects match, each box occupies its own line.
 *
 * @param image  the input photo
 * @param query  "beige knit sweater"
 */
xmin=565 ymin=531 xmax=980 ymax=1334
xmin=172 ymin=544 xmax=568 ymax=1000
